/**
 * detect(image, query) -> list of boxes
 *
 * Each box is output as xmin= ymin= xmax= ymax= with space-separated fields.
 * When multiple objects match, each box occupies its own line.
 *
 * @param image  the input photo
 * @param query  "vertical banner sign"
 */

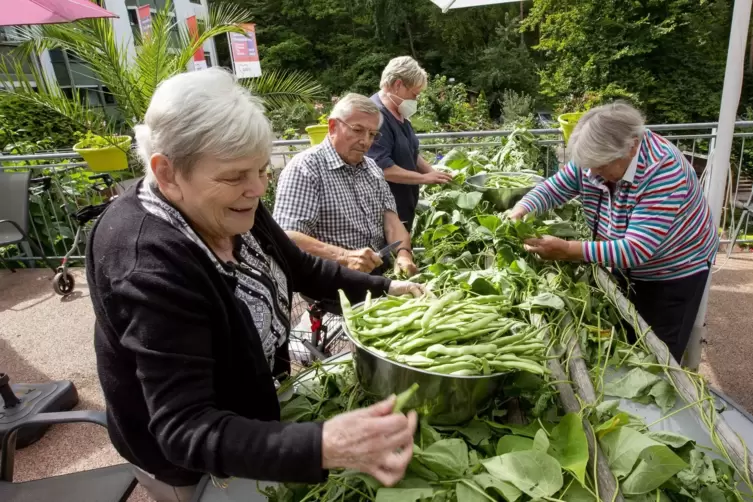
xmin=186 ymin=15 xmax=207 ymax=71
xmin=228 ymin=23 xmax=262 ymax=78
xmin=137 ymin=5 xmax=152 ymax=38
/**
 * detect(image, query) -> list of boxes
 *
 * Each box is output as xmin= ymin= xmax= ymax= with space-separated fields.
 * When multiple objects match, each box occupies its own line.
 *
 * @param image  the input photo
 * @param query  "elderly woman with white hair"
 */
xmin=509 ymin=101 xmax=718 ymax=361
xmin=86 ymin=68 xmax=421 ymax=502
xmin=367 ymin=56 xmax=453 ymax=230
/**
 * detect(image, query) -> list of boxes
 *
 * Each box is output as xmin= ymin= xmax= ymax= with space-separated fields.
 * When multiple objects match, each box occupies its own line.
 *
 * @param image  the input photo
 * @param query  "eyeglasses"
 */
xmin=336 ymin=119 xmax=382 ymax=141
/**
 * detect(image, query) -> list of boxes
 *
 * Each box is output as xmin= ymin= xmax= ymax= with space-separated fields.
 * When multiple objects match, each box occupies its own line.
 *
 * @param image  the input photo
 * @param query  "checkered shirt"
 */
xmin=273 ymin=137 xmax=398 ymax=251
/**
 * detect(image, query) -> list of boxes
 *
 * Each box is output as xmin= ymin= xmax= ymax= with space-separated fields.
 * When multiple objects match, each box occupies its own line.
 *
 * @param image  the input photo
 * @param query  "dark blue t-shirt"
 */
xmin=367 ymin=93 xmax=420 ymax=230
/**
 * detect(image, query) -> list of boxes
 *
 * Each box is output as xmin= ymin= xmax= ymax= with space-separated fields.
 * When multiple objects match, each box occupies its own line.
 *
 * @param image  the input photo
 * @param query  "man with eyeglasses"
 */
xmin=273 ymin=93 xmax=418 ymax=277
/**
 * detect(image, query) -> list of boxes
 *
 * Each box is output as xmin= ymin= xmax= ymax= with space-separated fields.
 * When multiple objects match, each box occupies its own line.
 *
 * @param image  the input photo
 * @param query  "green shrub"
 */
xmin=0 ymin=94 xmax=82 ymax=150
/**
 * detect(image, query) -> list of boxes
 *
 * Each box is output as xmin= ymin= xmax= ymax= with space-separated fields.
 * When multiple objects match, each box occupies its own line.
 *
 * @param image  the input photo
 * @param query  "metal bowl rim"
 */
xmin=343 ymin=300 xmax=511 ymax=381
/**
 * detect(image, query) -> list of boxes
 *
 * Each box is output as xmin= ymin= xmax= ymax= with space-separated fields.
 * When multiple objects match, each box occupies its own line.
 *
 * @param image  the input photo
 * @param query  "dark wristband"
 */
xmin=396 ymin=247 xmax=413 ymax=257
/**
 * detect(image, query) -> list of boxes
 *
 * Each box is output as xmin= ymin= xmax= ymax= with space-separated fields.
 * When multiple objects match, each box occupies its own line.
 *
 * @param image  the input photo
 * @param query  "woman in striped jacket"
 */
xmin=509 ymin=102 xmax=718 ymax=362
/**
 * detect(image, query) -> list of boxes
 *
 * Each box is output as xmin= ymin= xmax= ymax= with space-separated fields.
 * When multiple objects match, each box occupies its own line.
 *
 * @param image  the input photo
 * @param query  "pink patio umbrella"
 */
xmin=0 ymin=0 xmax=118 ymax=27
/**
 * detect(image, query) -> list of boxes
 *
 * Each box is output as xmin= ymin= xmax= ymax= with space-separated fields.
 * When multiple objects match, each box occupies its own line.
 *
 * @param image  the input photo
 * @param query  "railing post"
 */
xmin=686 ymin=0 xmax=753 ymax=370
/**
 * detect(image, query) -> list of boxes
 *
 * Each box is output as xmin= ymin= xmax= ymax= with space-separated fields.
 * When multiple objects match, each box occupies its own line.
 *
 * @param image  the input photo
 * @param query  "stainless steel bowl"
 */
xmin=465 ymin=172 xmax=544 ymax=211
xmin=342 ymin=316 xmax=507 ymax=425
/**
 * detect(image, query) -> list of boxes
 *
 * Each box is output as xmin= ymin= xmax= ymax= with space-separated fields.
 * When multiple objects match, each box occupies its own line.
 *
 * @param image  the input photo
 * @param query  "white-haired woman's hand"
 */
xmin=321 ymin=396 xmax=418 ymax=487
xmin=388 ymin=280 xmax=426 ymax=297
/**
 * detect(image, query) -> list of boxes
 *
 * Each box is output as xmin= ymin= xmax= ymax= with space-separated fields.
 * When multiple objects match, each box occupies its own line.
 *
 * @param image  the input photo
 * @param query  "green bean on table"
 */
xmin=339 ymin=289 xmax=549 ymax=377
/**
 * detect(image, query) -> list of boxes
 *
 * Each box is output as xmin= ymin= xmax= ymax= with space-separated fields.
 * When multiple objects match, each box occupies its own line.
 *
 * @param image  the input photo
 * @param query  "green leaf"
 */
xmin=431 ymin=224 xmax=459 ymax=242
xmin=478 ymin=214 xmax=502 ymax=232
xmin=621 ymin=445 xmax=688 ymax=495
xmin=676 ymin=449 xmax=717 ymax=488
xmin=549 ymin=413 xmax=589 ymax=485
xmin=473 ymin=473 xmax=522 ymax=502
xmin=599 ymin=426 xmax=663 ymax=479
xmin=532 ymin=429 xmax=550 ymax=452
xmin=415 ymin=439 xmax=469 ymax=479
xmin=279 ymin=395 xmax=314 ymax=422
xmin=420 ymin=419 xmax=442 ymax=448
xmin=394 ymin=477 xmax=433 ymax=489
xmin=646 ymin=431 xmax=693 ymax=449
xmin=455 ymin=480 xmax=495 ymax=502
xmin=698 ymin=485 xmax=728 ymax=502
xmin=648 ymin=379 xmax=677 ymax=413
xmin=496 ymin=435 xmax=534 ymax=455
xmin=517 ymin=292 xmax=565 ymax=310
xmin=603 ymin=368 xmax=661 ymax=400
xmin=482 ymin=450 xmax=563 ymax=498
xmin=440 ymin=149 xmax=471 ymax=170
xmin=444 ymin=420 xmax=493 ymax=446
xmin=375 ymin=488 xmax=434 ymax=502
xmin=457 ymin=192 xmax=484 ymax=210
xmin=560 ymin=481 xmax=597 ymax=501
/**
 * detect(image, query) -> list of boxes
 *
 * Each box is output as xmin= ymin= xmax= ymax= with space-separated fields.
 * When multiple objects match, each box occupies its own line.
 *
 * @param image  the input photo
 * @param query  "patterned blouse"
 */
xmin=138 ymin=181 xmax=290 ymax=369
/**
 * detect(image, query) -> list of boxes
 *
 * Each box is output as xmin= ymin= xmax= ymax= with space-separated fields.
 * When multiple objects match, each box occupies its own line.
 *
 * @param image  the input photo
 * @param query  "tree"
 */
xmin=0 ymin=2 xmax=324 ymax=139
xmin=524 ymin=0 xmax=731 ymax=122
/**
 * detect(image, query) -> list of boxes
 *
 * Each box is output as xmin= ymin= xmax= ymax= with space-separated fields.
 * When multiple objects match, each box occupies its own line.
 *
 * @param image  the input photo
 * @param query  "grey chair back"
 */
xmin=0 ymin=171 xmax=32 ymax=236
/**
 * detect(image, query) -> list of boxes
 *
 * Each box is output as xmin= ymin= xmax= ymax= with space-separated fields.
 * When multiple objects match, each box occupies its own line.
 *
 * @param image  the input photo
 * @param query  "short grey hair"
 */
xmin=329 ymin=93 xmax=383 ymax=128
xmin=379 ymin=56 xmax=428 ymax=90
xmin=568 ymin=101 xmax=645 ymax=170
xmin=135 ymin=67 xmax=273 ymax=182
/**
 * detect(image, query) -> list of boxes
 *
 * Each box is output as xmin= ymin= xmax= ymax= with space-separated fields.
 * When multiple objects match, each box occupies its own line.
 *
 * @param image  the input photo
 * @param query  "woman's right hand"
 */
xmin=321 ymin=395 xmax=418 ymax=486
xmin=505 ymin=205 xmax=528 ymax=221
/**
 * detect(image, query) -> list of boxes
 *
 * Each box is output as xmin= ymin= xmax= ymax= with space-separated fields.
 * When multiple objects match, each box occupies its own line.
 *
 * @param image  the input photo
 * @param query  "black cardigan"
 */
xmin=86 ymin=180 xmax=390 ymax=486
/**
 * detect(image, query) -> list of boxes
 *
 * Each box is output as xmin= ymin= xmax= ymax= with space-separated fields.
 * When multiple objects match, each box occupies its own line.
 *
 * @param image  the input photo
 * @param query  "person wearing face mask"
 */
xmin=368 ymin=56 xmax=453 ymax=231
xmin=508 ymin=102 xmax=718 ymax=363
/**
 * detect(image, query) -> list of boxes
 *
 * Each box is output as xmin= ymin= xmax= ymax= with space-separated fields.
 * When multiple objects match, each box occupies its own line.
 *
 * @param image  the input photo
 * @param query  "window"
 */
xmin=204 ymin=52 xmax=212 ymax=67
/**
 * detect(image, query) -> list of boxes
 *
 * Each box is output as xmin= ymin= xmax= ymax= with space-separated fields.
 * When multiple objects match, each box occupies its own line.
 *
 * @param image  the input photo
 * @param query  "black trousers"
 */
xmin=614 ymin=268 xmax=710 ymax=362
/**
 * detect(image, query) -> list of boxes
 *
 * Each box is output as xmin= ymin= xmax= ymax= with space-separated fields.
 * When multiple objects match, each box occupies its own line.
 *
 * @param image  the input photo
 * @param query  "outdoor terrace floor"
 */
xmin=1 ymin=254 xmax=753 ymax=501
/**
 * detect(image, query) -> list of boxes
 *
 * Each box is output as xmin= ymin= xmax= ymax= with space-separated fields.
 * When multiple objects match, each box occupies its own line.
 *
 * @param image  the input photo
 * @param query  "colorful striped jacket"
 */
xmin=518 ymin=130 xmax=718 ymax=280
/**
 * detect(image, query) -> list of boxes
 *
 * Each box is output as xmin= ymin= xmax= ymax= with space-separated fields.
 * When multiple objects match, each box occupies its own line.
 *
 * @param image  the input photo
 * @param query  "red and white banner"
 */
xmin=228 ymin=23 xmax=261 ymax=78
xmin=186 ymin=15 xmax=207 ymax=71
xmin=137 ymin=5 xmax=151 ymax=38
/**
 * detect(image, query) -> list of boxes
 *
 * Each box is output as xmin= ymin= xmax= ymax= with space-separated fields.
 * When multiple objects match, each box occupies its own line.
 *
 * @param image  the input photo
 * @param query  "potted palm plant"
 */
xmin=0 ymin=2 xmax=324 ymax=167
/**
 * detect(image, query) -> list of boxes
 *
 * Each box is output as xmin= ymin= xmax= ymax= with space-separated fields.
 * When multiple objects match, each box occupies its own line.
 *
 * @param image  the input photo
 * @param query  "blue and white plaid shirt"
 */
xmin=273 ymin=137 xmax=398 ymax=251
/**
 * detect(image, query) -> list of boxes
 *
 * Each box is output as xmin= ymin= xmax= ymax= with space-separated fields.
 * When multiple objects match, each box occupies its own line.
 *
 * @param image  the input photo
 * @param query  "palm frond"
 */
xmin=12 ymin=18 xmax=142 ymax=122
xmin=173 ymin=3 xmax=251 ymax=72
xmin=242 ymin=70 xmax=326 ymax=111
xmin=0 ymin=57 xmax=111 ymax=136
xmin=132 ymin=6 xmax=181 ymax=112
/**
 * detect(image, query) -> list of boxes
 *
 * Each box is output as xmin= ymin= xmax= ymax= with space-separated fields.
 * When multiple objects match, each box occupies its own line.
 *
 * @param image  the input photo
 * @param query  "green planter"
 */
xmin=305 ymin=124 xmax=329 ymax=146
xmin=558 ymin=112 xmax=584 ymax=145
xmin=73 ymin=135 xmax=132 ymax=172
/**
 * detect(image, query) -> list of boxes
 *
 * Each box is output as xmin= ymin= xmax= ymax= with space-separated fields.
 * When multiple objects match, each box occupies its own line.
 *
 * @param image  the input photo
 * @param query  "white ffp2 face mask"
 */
xmin=389 ymin=93 xmax=418 ymax=119
xmin=398 ymin=99 xmax=418 ymax=119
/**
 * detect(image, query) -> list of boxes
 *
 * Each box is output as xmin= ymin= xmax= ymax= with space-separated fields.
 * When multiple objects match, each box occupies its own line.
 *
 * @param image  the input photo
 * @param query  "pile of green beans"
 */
xmin=339 ymin=290 xmax=550 ymax=377
xmin=484 ymin=173 xmax=535 ymax=189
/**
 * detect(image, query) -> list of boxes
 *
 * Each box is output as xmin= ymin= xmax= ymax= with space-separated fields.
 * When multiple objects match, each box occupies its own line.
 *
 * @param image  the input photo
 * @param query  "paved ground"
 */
xmin=1 ymin=253 xmax=752 ymax=500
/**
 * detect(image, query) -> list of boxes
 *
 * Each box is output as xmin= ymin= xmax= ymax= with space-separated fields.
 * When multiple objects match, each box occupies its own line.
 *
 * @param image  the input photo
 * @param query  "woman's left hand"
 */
xmin=388 ymin=280 xmax=426 ymax=297
xmin=524 ymin=236 xmax=583 ymax=261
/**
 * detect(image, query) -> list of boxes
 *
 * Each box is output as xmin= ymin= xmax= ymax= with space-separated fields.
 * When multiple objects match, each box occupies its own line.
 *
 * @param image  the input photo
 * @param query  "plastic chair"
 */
xmin=0 ymin=409 xmax=138 ymax=502
xmin=0 ymin=171 xmax=56 ymax=273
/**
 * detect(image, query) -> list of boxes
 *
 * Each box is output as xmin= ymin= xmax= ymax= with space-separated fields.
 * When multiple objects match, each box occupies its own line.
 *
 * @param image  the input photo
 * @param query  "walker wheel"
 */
xmin=53 ymin=272 xmax=75 ymax=296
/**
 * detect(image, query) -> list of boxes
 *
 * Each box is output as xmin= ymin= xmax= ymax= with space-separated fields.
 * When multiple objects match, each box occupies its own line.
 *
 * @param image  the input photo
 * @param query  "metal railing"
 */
xmin=2 ymin=122 xmax=752 ymax=266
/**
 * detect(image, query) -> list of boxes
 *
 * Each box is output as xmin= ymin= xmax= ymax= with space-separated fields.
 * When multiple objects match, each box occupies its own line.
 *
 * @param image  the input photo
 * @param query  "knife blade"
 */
xmin=377 ymin=240 xmax=402 ymax=258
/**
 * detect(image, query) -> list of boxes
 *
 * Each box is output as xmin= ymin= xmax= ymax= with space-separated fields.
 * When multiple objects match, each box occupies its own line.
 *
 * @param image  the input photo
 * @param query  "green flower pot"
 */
xmin=558 ymin=112 xmax=584 ymax=145
xmin=305 ymin=125 xmax=329 ymax=146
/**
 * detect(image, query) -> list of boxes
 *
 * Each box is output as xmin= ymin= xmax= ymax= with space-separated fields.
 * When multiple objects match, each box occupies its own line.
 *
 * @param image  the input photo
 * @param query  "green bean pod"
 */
xmin=421 ymin=290 xmax=464 ymax=331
